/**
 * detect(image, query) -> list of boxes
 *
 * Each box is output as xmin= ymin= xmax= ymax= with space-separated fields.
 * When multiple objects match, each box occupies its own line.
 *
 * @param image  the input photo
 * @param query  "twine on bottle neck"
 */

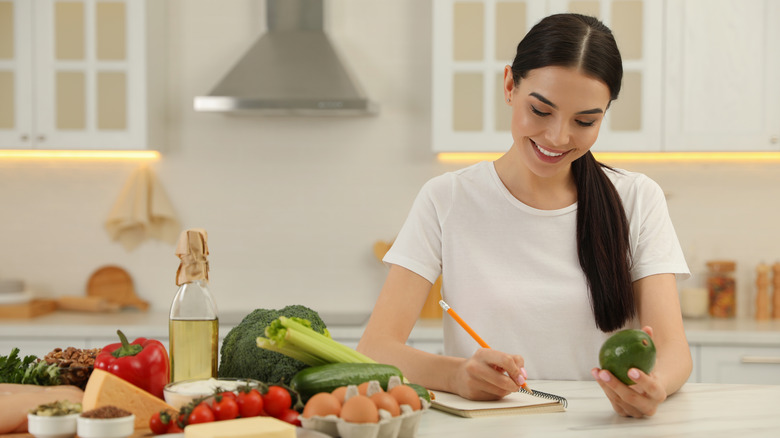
xmin=176 ymin=228 xmax=209 ymax=286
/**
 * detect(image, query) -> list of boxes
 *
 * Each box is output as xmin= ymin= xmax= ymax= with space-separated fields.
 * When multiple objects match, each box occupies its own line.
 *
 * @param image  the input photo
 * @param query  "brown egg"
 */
xmin=357 ymin=381 xmax=380 ymax=396
xmin=302 ymin=392 xmax=342 ymax=418
xmin=370 ymin=391 xmax=401 ymax=417
xmin=389 ymin=385 xmax=422 ymax=411
xmin=331 ymin=386 xmax=348 ymax=404
xmin=340 ymin=395 xmax=379 ymax=423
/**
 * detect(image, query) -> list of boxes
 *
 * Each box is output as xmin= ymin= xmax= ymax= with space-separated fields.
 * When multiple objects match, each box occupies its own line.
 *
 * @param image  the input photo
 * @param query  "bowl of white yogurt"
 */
xmin=163 ymin=378 xmax=262 ymax=410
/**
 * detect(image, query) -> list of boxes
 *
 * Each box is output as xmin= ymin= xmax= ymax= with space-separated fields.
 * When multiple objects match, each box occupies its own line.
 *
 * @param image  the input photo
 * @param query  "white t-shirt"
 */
xmin=383 ymin=161 xmax=690 ymax=381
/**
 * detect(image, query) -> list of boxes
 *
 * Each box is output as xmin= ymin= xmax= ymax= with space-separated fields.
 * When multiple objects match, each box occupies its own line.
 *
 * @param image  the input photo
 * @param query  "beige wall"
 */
xmin=0 ymin=1 xmax=778 ymax=319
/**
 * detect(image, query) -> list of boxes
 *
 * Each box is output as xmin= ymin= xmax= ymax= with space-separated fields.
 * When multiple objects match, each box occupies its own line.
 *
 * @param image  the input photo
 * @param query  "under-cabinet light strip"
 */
xmin=437 ymin=152 xmax=780 ymax=163
xmin=0 ymin=150 xmax=161 ymax=160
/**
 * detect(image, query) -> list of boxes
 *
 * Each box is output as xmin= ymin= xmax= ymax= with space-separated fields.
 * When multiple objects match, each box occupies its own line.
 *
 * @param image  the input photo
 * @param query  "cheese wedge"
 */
xmin=184 ymin=417 xmax=296 ymax=438
xmin=82 ymin=369 xmax=176 ymax=429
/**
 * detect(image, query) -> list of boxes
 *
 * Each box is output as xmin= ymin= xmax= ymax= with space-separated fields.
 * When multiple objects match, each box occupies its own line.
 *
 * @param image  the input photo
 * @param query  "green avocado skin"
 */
xmin=599 ymin=329 xmax=656 ymax=385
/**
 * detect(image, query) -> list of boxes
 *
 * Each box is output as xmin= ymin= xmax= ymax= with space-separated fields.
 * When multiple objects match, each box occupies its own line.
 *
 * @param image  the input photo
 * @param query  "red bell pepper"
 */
xmin=95 ymin=330 xmax=170 ymax=399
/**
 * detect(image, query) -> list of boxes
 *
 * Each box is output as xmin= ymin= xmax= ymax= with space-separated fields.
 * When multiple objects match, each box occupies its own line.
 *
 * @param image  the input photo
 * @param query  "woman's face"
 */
xmin=504 ymin=66 xmax=611 ymax=179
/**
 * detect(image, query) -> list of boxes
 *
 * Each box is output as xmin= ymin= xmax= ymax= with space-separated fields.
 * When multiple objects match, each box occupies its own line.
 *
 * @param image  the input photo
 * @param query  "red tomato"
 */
xmin=278 ymin=408 xmax=302 ymax=426
xmin=188 ymin=402 xmax=216 ymax=424
xmin=213 ymin=395 xmax=240 ymax=421
xmin=263 ymin=386 xmax=292 ymax=418
xmin=237 ymin=388 xmax=264 ymax=417
xmin=218 ymin=390 xmax=237 ymax=400
xmin=167 ymin=418 xmax=184 ymax=434
xmin=149 ymin=411 xmax=171 ymax=435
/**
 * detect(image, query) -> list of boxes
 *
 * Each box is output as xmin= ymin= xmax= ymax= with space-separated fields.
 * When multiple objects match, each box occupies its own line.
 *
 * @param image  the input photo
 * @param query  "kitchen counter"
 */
xmin=415 ymin=380 xmax=780 ymax=437
xmin=6 ymin=380 xmax=780 ymax=438
xmin=1 ymin=311 xmax=779 ymax=345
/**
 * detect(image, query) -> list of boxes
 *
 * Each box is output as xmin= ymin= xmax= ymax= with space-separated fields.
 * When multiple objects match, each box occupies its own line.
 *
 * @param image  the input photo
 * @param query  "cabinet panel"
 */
xmin=433 ymin=0 xmax=662 ymax=152
xmin=663 ymin=0 xmax=780 ymax=151
xmin=699 ymin=345 xmax=780 ymax=384
xmin=0 ymin=0 xmax=163 ymax=150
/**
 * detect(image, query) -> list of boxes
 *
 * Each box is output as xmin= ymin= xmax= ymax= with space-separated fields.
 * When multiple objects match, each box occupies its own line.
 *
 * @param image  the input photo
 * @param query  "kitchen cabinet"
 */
xmin=663 ymin=0 xmax=780 ymax=151
xmin=698 ymin=345 xmax=780 ymax=385
xmin=432 ymin=0 xmax=780 ymax=153
xmin=0 ymin=0 xmax=165 ymax=150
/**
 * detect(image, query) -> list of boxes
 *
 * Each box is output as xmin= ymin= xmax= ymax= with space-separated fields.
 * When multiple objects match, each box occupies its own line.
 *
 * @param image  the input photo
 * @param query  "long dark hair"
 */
xmin=510 ymin=14 xmax=633 ymax=332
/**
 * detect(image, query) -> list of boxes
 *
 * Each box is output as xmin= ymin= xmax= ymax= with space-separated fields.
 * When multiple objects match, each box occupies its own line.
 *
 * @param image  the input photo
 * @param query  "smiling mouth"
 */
xmin=530 ymin=139 xmax=567 ymax=157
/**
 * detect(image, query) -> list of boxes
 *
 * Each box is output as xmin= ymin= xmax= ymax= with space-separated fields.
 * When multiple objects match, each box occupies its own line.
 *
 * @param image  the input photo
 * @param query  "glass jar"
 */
xmin=706 ymin=260 xmax=736 ymax=318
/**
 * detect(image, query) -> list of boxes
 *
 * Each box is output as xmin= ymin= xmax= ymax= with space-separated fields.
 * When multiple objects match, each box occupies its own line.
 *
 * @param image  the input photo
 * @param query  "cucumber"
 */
xmin=406 ymin=382 xmax=432 ymax=402
xmin=290 ymin=363 xmax=403 ymax=400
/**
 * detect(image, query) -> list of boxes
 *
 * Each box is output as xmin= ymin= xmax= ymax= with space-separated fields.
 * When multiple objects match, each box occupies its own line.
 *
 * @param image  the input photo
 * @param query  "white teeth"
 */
xmin=535 ymin=143 xmax=563 ymax=157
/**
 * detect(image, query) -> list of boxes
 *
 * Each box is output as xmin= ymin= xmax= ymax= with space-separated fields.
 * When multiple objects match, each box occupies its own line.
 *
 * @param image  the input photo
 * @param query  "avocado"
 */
xmin=599 ymin=329 xmax=656 ymax=385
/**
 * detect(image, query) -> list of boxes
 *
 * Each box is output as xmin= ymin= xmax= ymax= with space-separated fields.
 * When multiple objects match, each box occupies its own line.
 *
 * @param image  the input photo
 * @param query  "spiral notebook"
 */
xmin=431 ymin=387 xmax=567 ymax=418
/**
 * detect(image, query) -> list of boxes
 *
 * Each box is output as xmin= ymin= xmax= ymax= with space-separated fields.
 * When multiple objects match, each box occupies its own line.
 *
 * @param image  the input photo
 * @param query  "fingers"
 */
xmin=641 ymin=325 xmax=654 ymax=338
xmin=592 ymin=367 xmax=666 ymax=418
xmin=457 ymin=349 xmax=525 ymax=400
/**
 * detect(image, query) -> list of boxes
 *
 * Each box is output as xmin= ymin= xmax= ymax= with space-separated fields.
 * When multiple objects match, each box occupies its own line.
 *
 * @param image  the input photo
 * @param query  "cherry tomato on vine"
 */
xmin=149 ymin=411 xmax=172 ymax=435
xmin=188 ymin=401 xmax=216 ymax=424
xmin=278 ymin=408 xmax=302 ymax=426
xmin=213 ymin=395 xmax=240 ymax=421
xmin=263 ymin=386 xmax=292 ymax=418
xmin=167 ymin=419 xmax=183 ymax=433
xmin=237 ymin=388 xmax=264 ymax=417
xmin=217 ymin=390 xmax=237 ymax=400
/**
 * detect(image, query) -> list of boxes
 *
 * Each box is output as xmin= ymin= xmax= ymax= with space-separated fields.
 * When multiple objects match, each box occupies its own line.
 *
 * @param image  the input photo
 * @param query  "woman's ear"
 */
xmin=503 ymin=65 xmax=515 ymax=105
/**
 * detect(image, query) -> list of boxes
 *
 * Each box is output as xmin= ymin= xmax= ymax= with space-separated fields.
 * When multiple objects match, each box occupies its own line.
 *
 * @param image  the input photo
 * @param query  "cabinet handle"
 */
xmin=740 ymin=356 xmax=780 ymax=365
xmin=21 ymin=134 xmax=29 ymax=141
xmin=37 ymin=135 xmax=46 ymax=142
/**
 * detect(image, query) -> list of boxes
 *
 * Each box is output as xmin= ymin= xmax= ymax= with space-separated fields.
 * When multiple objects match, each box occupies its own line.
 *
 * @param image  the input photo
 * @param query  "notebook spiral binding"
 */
xmin=520 ymin=387 xmax=568 ymax=408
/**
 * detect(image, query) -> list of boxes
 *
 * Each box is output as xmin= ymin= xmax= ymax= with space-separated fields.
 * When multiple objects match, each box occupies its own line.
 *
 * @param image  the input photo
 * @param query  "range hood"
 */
xmin=194 ymin=0 xmax=378 ymax=116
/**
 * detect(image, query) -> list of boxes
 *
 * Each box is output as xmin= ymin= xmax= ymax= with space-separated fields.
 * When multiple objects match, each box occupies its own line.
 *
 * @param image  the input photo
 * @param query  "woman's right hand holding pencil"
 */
xmin=452 ymin=348 xmax=527 ymax=400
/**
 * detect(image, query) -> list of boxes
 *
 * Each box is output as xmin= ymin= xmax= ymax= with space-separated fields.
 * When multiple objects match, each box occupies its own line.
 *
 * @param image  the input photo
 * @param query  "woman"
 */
xmin=357 ymin=13 xmax=691 ymax=418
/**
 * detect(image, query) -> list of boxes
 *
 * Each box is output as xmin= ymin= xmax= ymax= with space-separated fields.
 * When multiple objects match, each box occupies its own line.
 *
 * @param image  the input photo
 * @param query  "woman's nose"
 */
xmin=545 ymin=120 xmax=570 ymax=147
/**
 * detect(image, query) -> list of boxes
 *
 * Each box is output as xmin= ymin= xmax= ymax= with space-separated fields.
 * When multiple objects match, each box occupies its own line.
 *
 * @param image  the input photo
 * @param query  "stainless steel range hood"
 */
xmin=194 ymin=0 xmax=378 ymax=116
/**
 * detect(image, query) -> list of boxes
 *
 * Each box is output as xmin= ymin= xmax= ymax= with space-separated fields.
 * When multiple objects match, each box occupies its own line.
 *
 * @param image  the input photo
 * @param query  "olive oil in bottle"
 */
xmin=169 ymin=229 xmax=219 ymax=382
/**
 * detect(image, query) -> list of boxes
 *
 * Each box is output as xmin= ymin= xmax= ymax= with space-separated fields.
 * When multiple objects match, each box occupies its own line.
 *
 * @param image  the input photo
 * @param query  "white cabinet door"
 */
xmin=0 ymin=0 xmax=163 ymax=150
xmin=664 ymin=0 xmax=780 ymax=151
xmin=0 ymin=0 xmax=33 ymax=148
xmin=547 ymin=0 xmax=663 ymax=152
xmin=699 ymin=345 xmax=780 ymax=384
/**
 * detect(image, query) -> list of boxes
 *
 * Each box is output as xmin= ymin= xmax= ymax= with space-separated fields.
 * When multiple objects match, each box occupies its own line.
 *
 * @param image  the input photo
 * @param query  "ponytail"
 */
xmin=571 ymin=152 xmax=634 ymax=332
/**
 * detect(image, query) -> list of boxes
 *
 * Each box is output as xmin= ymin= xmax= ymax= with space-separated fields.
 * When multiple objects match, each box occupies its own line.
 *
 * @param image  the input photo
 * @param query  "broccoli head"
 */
xmin=218 ymin=305 xmax=328 ymax=384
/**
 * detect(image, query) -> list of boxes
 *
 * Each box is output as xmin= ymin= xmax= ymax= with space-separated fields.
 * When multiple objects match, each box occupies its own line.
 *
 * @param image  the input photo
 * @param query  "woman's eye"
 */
xmin=530 ymin=106 xmax=550 ymax=117
xmin=576 ymin=120 xmax=596 ymax=127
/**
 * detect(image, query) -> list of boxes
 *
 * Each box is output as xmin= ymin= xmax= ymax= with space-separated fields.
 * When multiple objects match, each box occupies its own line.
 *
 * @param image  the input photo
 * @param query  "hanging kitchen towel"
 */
xmin=105 ymin=165 xmax=180 ymax=251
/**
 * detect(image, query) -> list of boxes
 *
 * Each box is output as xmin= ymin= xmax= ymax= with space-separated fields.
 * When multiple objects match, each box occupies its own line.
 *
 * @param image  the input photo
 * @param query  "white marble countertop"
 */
xmin=416 ymin=380 xmax=780 ymax=437
xmin=1 ymin=310 xmax=780 ymax=346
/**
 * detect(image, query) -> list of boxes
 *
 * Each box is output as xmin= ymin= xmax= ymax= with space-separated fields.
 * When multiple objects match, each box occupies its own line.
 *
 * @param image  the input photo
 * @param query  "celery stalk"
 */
xmin=264 ymin=316 xmax=376 ymax=365
xmin=256 ymin=337 xmax=328 ymax=367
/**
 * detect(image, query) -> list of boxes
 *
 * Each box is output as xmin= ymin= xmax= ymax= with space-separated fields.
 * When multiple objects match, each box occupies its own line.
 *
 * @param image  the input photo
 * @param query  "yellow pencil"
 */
xmin=439 ymin=299 xmax=533 ymax=394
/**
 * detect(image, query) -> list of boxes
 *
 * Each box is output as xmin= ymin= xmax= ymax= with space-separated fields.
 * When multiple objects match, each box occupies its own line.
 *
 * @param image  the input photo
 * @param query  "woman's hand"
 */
xmin=453 ymin=348 xmax=526 ymax=400
xmin=591 ymin=326 xmax=667 ymax=418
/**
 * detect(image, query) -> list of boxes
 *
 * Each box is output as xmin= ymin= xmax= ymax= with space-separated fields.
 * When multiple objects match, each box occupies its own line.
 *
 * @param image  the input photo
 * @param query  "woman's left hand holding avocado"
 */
xmin=592 ymin=326 xmax=667 ymax=418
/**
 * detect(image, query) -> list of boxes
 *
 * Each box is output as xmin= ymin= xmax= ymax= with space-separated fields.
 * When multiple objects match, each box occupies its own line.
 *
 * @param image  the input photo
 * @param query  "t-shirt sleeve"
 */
xmin=382 ymin=175 xmax=452 ymax=284
xmin=629 ymin=175 xmax=691 ymax=282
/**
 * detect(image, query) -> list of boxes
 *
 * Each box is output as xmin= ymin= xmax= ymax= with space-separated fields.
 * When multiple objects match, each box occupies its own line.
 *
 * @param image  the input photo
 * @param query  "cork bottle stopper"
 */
xmin=175 ymin=228 xmax=209 ymax=286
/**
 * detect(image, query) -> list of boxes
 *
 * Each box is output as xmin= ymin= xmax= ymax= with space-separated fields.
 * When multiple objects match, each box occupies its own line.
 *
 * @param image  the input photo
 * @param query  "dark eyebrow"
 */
xmin=529 ymin=92 xmax=604 ymax=115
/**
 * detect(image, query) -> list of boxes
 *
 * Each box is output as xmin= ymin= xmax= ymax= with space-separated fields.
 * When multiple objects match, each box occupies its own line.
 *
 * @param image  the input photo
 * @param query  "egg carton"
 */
xmin=300 ymin=377 xmax=431 ymax=438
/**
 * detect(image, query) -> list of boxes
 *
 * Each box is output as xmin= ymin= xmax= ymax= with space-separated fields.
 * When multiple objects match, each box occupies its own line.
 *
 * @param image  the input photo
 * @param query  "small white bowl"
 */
xmin=77 ymin=414 xmax=135 ymax=438
xmin=27 ymin=413 xmax=78 ymax=438
xmin=164 ymin=377 xmax=261 ymax=410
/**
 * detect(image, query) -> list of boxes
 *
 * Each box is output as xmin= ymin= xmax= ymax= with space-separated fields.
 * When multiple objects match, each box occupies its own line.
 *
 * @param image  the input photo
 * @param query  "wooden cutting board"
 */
xmin=0 ymin=299 xmax=57 ymax=319
xmin=86 ymin=265 xmax=149 ymax=311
